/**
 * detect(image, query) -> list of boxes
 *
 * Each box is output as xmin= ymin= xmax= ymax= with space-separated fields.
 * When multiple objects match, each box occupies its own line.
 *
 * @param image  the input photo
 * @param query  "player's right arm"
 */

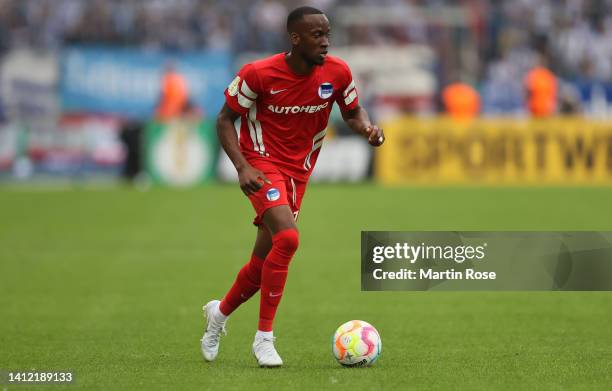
xmin=216 ymin=104 xmax=270 ymax=196
xmin=219 ymin=64 xmax=271 ymax=195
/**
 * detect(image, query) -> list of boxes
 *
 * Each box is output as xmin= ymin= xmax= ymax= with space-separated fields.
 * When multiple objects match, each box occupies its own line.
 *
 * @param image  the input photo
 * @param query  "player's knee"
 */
xmin=272 ymin=228 xmax=299 ymax=257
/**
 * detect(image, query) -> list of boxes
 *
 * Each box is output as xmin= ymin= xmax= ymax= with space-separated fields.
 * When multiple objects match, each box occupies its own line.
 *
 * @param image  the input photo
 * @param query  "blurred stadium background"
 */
xmin=2 ymin=1 xmax=612 ymax=389
xmin=1 ymin=0 xmax=611 ymax=185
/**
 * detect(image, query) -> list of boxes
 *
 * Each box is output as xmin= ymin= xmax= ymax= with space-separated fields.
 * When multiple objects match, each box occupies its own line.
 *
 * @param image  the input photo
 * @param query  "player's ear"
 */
xmin=289 ymin=31 xmax=300 ymax=45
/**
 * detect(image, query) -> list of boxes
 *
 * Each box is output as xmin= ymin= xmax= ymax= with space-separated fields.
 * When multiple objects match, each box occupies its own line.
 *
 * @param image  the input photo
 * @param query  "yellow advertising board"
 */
xmin=376 ymin=117 xmax=612 ymax=185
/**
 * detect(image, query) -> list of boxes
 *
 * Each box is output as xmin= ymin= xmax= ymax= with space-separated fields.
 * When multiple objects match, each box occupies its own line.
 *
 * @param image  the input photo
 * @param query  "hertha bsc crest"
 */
xmin=318 ymin=82 xmax=333 ymax=99
xmin=266 ymin=188 xmax=280 ymax=201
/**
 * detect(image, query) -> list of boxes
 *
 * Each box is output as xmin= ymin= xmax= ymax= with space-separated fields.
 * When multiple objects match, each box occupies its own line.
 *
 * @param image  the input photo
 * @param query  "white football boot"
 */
xmin=200 ymin=300 xmax=227 ymax=362
xmin=252 ymin=335 xmax=283 ymax=367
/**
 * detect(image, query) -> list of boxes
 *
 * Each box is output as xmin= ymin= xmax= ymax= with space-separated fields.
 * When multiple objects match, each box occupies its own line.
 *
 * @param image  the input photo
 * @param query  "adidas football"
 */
xmin=332 ymin=320 xmax=382 ymax=367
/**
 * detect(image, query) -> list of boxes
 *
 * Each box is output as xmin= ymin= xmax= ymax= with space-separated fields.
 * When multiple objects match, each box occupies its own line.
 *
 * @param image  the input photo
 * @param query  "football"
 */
xmin=332 ymin=320 xmax=382 ymax=367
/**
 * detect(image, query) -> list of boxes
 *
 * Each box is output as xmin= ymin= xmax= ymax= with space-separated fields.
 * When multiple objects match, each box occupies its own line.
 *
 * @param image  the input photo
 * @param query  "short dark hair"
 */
xmin=287 ymin=6 xmax=324 ymax=32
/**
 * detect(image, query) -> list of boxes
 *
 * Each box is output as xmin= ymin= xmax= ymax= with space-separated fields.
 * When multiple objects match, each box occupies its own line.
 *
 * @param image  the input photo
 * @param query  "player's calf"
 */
xmin=218 ymin=254 xmax=264 ymax=316
xmin=259 ymin=228 xmax=299 ymax=331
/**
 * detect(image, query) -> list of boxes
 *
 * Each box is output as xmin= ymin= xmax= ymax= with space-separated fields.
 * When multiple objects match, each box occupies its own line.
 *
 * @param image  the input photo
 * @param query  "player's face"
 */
xmin=295 ymin=14 xmax=330 ymax=66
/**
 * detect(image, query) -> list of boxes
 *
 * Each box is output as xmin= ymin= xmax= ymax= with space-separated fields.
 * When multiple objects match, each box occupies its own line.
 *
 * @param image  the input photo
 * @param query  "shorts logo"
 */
xmin=266 ymin=188 xmax=280 ymax=201
xmin=318 ymin=82 xmax=334 ymax=99
xmin=227 ymin=76 xmax=240 ymax=96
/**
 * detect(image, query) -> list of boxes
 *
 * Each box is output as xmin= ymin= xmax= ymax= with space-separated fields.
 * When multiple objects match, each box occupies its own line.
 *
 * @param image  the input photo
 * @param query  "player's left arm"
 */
xmin=341 ymin=105 xmax=385 ymax=147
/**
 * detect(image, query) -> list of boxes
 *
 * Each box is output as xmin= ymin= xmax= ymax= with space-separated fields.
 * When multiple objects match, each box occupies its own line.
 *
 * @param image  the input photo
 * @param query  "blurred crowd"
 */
xmin=0 ymin=0 xmax=611 ymax=115
xmin=0 ymin=0 xmax=303 ymax=52
xmin=477 ymin=0 xmax=612 ymax=115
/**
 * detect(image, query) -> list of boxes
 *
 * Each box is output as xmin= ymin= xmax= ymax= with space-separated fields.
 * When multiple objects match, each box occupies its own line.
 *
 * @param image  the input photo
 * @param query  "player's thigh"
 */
xmin=247 ymin=167 xmax=286 ymax=227
xmin=262 ymin=205 xmax=297 ymax=234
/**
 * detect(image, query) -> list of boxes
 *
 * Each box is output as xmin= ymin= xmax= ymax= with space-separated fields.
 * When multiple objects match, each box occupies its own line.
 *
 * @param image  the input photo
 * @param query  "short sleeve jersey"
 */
xmin=224 ymin=53 xmax=359 ymax=181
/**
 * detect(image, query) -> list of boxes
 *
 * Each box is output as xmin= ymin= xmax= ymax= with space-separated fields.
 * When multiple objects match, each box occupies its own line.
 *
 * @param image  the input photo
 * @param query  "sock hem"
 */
xmin=215 ymin=303 xmax=229 ymax=321
xmin=255 ymin=330 xmax=274 ymax=339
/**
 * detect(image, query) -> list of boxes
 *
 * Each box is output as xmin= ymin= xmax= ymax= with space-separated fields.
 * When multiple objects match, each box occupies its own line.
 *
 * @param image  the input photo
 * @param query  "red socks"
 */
xmin=219 ymin=253 xmax=265 ymax=316
xmin=258 ymin=228 xmax=299 ymax=331
xmin=218 ymin=228 xmax=300 ymax=331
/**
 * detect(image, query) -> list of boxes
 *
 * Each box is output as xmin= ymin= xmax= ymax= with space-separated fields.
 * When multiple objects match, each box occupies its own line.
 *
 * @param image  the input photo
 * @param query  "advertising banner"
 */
xmin=0 ymin=123 xmax=20 ymax=175
xmin=0 ymin=115 xmax=123 ymax=179
xmin=145 ymin=119 xmax=218 ymax=186
xmin=0 ymin=49 xmax=59 ymax=122
xmin=377 ymin=117 xmax=612 ymax=185
xmin=60 ymin=46 xmax=232 ymax=119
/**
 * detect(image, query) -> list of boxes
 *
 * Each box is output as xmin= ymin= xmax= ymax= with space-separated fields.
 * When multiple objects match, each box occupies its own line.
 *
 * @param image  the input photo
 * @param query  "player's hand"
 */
xmin=237 ymin=165 xmax=271 ymax=196
xmin=365 ymin=125 xmax=385 ymax=147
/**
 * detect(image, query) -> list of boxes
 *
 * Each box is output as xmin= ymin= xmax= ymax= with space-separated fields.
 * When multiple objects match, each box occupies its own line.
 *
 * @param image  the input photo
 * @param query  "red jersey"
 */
xmin=224 ymin=53 xmax=359 ymax=181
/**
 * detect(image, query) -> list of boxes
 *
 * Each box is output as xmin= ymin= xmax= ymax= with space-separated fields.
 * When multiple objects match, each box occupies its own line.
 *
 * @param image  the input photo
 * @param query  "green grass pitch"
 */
xmin=1 ymin=184 xmax=611 ymax=390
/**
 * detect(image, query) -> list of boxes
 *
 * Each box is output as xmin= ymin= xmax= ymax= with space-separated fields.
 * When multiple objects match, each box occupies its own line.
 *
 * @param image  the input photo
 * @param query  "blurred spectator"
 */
xmin=524 ymin=63 xmax=557 ymax=117
xmin=155 ymin=64 xmax=189 ymax=122
xmin=558 ymin=80 xmax=582 ymax=115
xmin=119 ymin=119 xmax=143 ymax=182
xmin=442 ymin=82 xmax=480 ymax=120
xmin=481 ymin=61 xmax=524 ymax=115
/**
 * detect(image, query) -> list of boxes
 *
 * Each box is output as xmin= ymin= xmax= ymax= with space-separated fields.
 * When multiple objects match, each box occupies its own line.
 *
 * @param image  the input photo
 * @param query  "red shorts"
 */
xmin=247 ymin=160 xmax=307 ymax=226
